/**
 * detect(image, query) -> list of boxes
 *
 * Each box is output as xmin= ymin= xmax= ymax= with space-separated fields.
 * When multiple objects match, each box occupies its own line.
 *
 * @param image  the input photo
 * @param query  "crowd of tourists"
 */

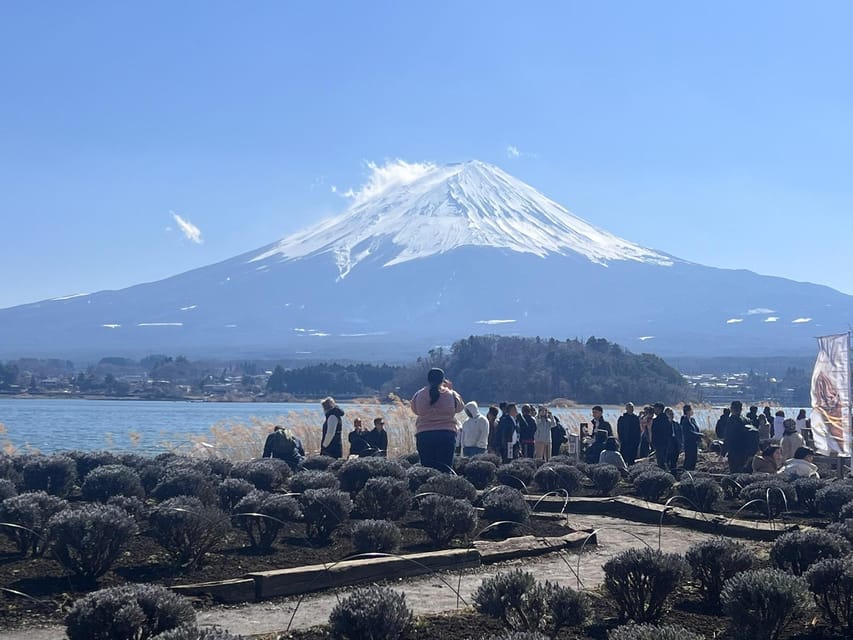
xmin=263 ymin=369 xmax=818 ymax=480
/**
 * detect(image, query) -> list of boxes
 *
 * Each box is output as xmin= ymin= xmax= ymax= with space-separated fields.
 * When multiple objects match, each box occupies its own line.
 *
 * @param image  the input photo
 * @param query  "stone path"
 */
xmin=1 ymin=514 xmax=769 ymax=639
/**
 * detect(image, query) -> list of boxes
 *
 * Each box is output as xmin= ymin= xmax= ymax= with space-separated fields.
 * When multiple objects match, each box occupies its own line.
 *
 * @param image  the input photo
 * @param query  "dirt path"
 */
xmin=1 ymin=515 xmax=769 ymax=640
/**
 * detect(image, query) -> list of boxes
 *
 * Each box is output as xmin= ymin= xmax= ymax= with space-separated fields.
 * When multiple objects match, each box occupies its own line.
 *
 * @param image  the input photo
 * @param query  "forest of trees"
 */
xmin=385 ymin=335 xmax=691 ymax=404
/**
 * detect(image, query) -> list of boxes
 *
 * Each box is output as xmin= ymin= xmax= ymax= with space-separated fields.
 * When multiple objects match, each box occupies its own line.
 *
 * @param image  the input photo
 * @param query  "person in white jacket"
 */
xmin=778 ymin=446 xmax=820 ymax=479
xmin=461 ymin=401 xmax=489 ymax=457
xmin=780 ymin=419 xmax=806 ymax=462
xmin=534 ymin=405 xmax=554 ymax=461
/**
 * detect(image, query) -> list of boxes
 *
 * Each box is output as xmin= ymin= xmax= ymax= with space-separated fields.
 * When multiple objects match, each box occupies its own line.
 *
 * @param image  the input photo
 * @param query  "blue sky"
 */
xmin=1 ymin=1 xmax=852 ymax=309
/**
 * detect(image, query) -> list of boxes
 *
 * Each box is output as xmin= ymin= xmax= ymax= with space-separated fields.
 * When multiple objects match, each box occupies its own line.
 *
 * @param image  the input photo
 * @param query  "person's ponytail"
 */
xmin=426 ymin=368 xmax=445 ymax=406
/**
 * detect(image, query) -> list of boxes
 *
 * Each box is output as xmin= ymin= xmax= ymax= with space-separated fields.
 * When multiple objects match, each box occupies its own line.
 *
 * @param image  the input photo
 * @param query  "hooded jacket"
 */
xmin=461 ymin=401 xmax=489 ymax=449
xmin=778 ymin=458 xmax=819 ymax=479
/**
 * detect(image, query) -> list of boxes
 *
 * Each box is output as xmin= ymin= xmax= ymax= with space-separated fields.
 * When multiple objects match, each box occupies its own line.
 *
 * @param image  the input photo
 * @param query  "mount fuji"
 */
xmin=2 ymin=160 xmax=851 ymax=360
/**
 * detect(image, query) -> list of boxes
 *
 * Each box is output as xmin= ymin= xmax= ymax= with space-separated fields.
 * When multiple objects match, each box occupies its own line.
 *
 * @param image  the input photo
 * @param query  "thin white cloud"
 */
xmin=137 ymin=322 xmax=184 ymax=327
xmin=330 ymin=185 xmax=338 ymax=193
xmin=506 ymin=145 xmax=521 ymax=158
xmin=746 ymin=307 xmax=775 ymax=315
xmin=341 ymin=160 xmax=436 ymax=205
xmin=792 ymin=317 xmax=812 ymax=324
xmin=726 ymin=318 xmax=744 ymax=324
xmin=638 ymin=336 xmax=655 ymax=341
xmin=476 ymin=319 xmax=517 ymax=325
xmin=171 ymin=212 xmax=203 ymax=244
xmin=765 ymin=317 xmax=780 ymax=323
xmin=101 ymin=323 xmax=121 ymax=329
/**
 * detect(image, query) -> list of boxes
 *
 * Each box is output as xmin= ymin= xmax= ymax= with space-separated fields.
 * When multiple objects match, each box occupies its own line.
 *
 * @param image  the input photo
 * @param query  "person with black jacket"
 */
xmin=650 ymin=402 xmax=670 ymax=469
xmin=497 ymin=403 xmax=520 ymax=463
xmin=726 ymin=400 xmax=758 ymax=473
xmin=680 ymin=404 xmax=702 ymax=471
xmin=551 ymin=416 xmax=567 ymax=457
xmin=617 ymin=402 xmax=641 ymax=465
xmin=321 ymin=397 xmax=344 ymax=458
xmin=591 ymin=406 xmax=613 ymax=437
xmin=519 ymin=405 xmax=537 ymax=458
xmin=262 ymin=425 xmax=305 ymax=470
xmin=665 ymin=407 xmax=682 ymax=472
xmin=348 ymin=418 xmax=371 ymax=457
xmin=585 ymin=429 xmax=608 ymax=464
xmin=367 ymin=417 xmax=388 ymax=457
xmin=746 ymin=405 xmax=760 ymax=428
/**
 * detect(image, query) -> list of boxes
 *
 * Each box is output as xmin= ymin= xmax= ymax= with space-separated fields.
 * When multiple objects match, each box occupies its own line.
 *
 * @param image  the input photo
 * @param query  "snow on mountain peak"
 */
xmin=251 ymin=160 xmax=673 ymax=278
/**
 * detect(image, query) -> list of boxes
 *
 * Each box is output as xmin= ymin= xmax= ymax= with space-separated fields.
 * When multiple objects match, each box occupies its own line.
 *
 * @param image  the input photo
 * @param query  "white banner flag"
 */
xmin=810 ymin=333 xmax=851 ymax=456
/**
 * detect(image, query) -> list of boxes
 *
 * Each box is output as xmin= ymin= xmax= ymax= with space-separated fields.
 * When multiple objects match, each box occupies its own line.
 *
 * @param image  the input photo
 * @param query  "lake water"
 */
xmin=0 ymin=397 xmax=806 ymax=456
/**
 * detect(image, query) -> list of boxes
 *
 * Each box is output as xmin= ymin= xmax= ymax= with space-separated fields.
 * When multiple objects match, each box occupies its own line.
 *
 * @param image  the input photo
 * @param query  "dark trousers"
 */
xmin=416 ymin=430 xmax=456 ymax=472
xmin=321 ymin=437 xmax=342 ymax=459
xmin=728 ymin=452 xmax=749 ymax=474
xmin=653 ymin=439 xmax=669 ymax=470
xmin=521 ymin=441 xmax=534 ymax=458
xmin=621 ymin=439 xmax=640 ymax=466
xmin=683 ymin=441 xmax=698 ymax=471
xmin=667 ymin=439 xmax=681 ymax=472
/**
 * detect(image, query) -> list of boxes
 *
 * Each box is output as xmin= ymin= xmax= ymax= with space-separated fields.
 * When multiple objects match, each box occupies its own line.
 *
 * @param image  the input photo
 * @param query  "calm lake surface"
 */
xmin=0 ymin=397 xmax=805 ymax=455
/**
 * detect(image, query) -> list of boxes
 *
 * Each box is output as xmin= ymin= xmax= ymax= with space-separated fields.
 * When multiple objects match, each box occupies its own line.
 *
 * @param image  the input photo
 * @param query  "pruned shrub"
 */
xmin=603 ymin=548 xmax=688 ymax=623
xmin=65 ymin=584 xmax=196 ymax=640
xmin=81 ymin=464 xmax=145 ymax=502
xmin=288 ymin=470 xmax=340 ymax=494
xmin=533 ymin=464 xmax=584 ymax=495
xmin=481 ymin=485 xmax=530 ymax=526
xmin=473 ymin=569 xmax=590 ymax=636
xmin=231 ymin=459 xmax=289 ymax=492
xmin=350 ymin=519 xmax=401 ymax=554
xmin=406 ymin=465 xmax=441 ymax=493
xmin=472 ymin=452 xmax=502 ymax=467
xmin=740 ymin=480 xmax=796 ymax=517
xmin=770 ymin=529 xmax=850 ymax=575
xmin=0 ymin=453 xmax=20 ymax=484
xmin=205 ymin=457 xmax=233 ymax=480
xmin=608 ymin=623 xmax=705 ymax=640
xmin=47 ymin=504 xmax=137 ymax=580
xmin=721 ymin=473 xmax=765 ymax=500
xmin=632 ymin=470 xmax=675 ymax=502
xmin=805 ymin=557 xmax=853 ymax=632
xmin=300 ymin=488 xmax=352 ymax=542
xmin=22 ymin=454 xmax=77 ymax=497
xmin=233 ymin=490 xmax=301 ymax=550
xmin=627 ymin=462 xmax=659 ymax=482
xmin=107 ymin=495 xmax=148 ymax=522
xmin=792 ymin=477 xmax=827 ymax=515
xmin=329 ymin=586 xmax=412 ymax=640
xmin=149 ymin=496 xmax=228 ymax=568
xmin=674 ymin=477 xmax=723 ymax=512
xmin=473 ymin=570 xmax=545 ymax=631
xmin=217 ymin=478 xmax=256 ymax=512
xmin=0 ymin=478 xmax=17 ymax=501
xmin=840 ymin=500 xmax=853 ymax=521
xmin=590 ymin=464 xmax=622 ymax=495
xmin=298 ymin=455 xmax=336 ymax=472
xmin=355 ymin=477 xmax=411 ymax=520
xmin=151 ymin=626 xmax=243 ymax=640
xmin=497 ymin=461 xmax=535 ymax=489
xmin=418 ymin=494 xmax=477 ymax=545
xmin=338 ymin=458 xmax=406 ymax=494
xmin=152 ymin=468 xmax=216 ymax=505
xmin=721 ymin=569 xmax=808 ymax=640
xmin=545 ymin=581 xmax=592 ymax=636
xmin=67 ymin=450 xmax=120 ymax=480
xmin=484 ymin=632 xmax=547 ymax=640
xmin=464 ymin=459 xmax=497 ymax=490
xmin=0 ymin=490 xmax=67 ymax=556
xmin=685 ymin=537 xmax=753 ymax=606
xmin=816 ymin=482 xmax=853 ymax=519
xmin=420 ymin=474 xmax=477 ymax=502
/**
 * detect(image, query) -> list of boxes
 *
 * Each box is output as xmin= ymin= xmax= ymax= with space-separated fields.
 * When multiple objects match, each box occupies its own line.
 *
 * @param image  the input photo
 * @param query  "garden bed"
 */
xmin=0 ymin=512 xmax=577 ymax=629
xmin=279 ymin=588 xmax=845 ymax=640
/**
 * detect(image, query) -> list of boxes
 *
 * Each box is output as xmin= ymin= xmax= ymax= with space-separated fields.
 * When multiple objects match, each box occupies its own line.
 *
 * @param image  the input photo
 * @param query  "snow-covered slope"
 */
xmin=251 ymin=161 xmax=673 ymax=278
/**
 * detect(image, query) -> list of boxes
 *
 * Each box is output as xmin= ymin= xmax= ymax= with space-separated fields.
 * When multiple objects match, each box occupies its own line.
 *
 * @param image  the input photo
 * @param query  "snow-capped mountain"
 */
xmin=253 ymin=161 xmax=673 ymax=278
xmin=1 ymin=160 xmax=851 ymax=360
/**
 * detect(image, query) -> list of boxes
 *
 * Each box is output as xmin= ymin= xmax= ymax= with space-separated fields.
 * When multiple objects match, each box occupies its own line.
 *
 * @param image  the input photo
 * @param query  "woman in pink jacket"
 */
xmin=410 ymin=368 xmax=463 ymax=472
